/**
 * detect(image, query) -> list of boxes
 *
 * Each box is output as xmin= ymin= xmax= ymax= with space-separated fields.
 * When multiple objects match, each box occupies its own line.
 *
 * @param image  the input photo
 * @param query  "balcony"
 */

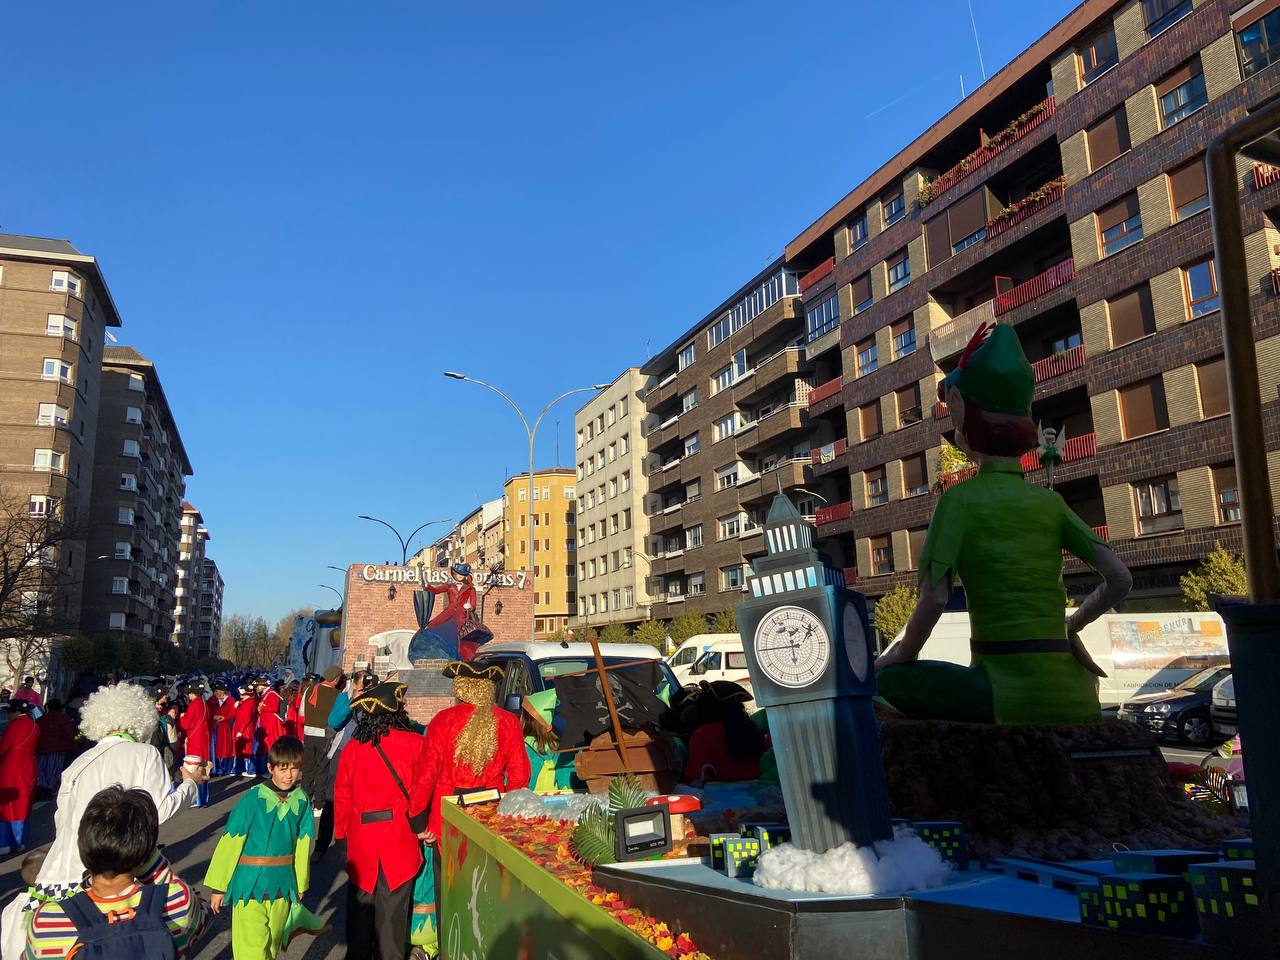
xmin=740 ymin=346 xmax=806 ymax=401
xmin=808 ymin=376 xmax=843 ymax=407
xmin=993 ymin=259 xmax=1075 ymax=316
xmin=937 ymin=432 xmax=1098 ymax=489
xmin=811 ymin=437 xmax=849 ymax=465
xmin=739 ymin=459 xmax=808 ymax=502
xmin=816 ymin=501 xmax=852 ymax=526
xmin=645 ymin=371 xmax=679 ymax=408
xmin=799 ymin=257 xmax=835 ymax=293
xmin=929 ymin=298 xmax=995 ymax=361
xmin=740 ymin=403 xmax=807 ymax=451
xmin=985 ymin=178 xmax=1066 ymax=240
xmin=1254 ymin=163 xmax=1280 ymax=191
xmin=934 ymin=401 xmax=950 ymax=419
xmin=1032 ymin=344 xmax=1085 ymax=382
xmin=919 ymin=95 xmax=1056 ymax=206
xmin=842 ymin=567 xmax=859 ymax=585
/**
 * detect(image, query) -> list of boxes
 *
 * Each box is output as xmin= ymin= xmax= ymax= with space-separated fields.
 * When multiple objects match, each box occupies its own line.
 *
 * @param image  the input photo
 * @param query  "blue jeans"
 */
xmin=0 ymin=820 xmax=26 ymax=849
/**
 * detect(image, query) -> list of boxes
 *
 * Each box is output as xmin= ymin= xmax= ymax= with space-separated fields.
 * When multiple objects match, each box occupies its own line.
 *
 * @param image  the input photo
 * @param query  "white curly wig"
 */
xmin=78 ymin=682 xmax=159 ymax=742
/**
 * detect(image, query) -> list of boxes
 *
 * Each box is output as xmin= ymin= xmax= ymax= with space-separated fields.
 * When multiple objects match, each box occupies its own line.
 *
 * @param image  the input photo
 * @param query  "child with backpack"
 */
xmin=203 ymin=735 xmax=327 ymax=959
xmin=23 ymin=786 xmax=209 ymax=960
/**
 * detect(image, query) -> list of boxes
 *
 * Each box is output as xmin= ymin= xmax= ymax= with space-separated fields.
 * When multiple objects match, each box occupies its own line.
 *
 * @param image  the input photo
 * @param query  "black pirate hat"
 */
xmin=351 ymin=680 xmax=408 ymax=715
xmin=695 ymin=680 xmax=752 ymax=703
xmin=441 ymin=661 xmax=503 ymax=682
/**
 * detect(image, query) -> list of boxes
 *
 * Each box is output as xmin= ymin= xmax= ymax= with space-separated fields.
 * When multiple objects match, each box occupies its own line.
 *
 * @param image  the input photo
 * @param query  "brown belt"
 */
xmin=972 ymin=639 xmax=1072 ymax=655
xmin=412 ymin=904 xmax=436 ymax=915
xmin=237 ymin=855 xmax=293 ymax=867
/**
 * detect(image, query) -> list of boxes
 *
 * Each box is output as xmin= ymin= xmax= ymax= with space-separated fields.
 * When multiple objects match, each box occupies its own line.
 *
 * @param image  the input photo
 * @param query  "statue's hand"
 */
xmin=874 ymin=644 xmax=915 ymax=671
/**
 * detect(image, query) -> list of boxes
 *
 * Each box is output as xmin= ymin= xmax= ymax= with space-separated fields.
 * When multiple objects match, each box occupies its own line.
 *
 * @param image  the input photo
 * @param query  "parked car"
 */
xmin=1116 ymin=664 xmax=1231 ymax=745
xmin=1210 ymin=674 xmax=1238 ymax=740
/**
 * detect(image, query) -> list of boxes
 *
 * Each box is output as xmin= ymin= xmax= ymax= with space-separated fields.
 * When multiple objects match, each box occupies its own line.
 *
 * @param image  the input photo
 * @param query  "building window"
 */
xmin=851 ymin=273 xmax=873 ymax=314
xmin=1183 ymin=257 xmax=1220 ymax=318
xmin=1236 ymin=3 xmax=1280 ymax=78
xmin=623 ymin=508 xmax=631 ymax=529
xmin=1157 ymin=61 xmax=1207 ymax=127
xmin=681 ymin=388 xmax=698 ymax=413
xmin=882 ymin=188 xmax=905 ymax=226
xmin=1196 ymin=356 xmax=1229 ymax=418
xmin=688 ymin=572 xmax=706 ymax=597
xmin=50 ymin=270 xmax=81 ymax=296
xmin=1168 ymin=156 xmax=1209 ymax=221
xmin=1086 ymin=109 xmax=1130 ymax=170
xmin=1048 ymin=331 xmax=1083 ymax=354
xmin=1097 ymin=193 xmax=1143 ymax=257
xmin=887 ymin=250 xmax=911 ymax=292
xmin=28 ymin=495 xmax=52 ymax=518
xmin=895 ymin=382 xmax=922 ymax=425
xmin=1077 ymin=25 xmax=1119 ymax=84
xmin=678 ymin=342 xmax=696 ymax=370
xmin=1107 ymin=284 xmax=1156 ymax=347
xmin=518 ymin=487 xmax=526 ymax=502
xmin=903 ymin=453 xmax=928 ymax=496
xmin=684 ymin=433 xmax=700 ymax=456
xmin=619 ymin=434 xmax=629 ymax=454
xmin=42 ymin=358 xmax=73 ymax=383
xmin=806 ymin=293 xmax=839 ymax=341
xmin=624 ymin=586 xmax=635 ymax=607
xmin=122 ymin=438 xmax=141 ymax=459
xmin=119 ymin=473 xmax=137 ymax=491
xmin=608 ymin=478 xmax=618 ymax=498
xmin=606 ymin=406 xmax=617 ymax=427
xmin=124 ymin=406 xmax=143 ymax=425
xmin=866 ymin=466 xmax=889 ymax=506
xmin=891 ymin=316 xmax=916 ymax=358
xmin=859 ymin=401 xmax=882 ymax=440
xmin=1119 ymin=377 xmax=1170 ymax=439
xmin=114 ymin=541 xmax=131 ymax=560
xmin=46 ymin=314 xmax=76 ymax=340
xmin=849 ymin=213 xmax=869 ymax=250
xmin=856 ymin=338 xmax=878 ymax=377
xmin=716 ymin=464 xmax=740 ymax=489
xmin=721 ymin=564 xmax=745 ymax=591
xmin=621 ymin=470 xmax=631 ymax=492
xmin=871 ymin=534 xmax=894 ymax=575
xmin=108 ymin=612 xmax=126 ymax=630
xmin=112 ymin=577 xmax=129 ymax=595
xmin=33 ymin=449 xmax=64 ymax=473
xmin=37 ymin=403 xmax=69 ymax=427
xmin=1213 ymin=464 xmax=1241 ymax=523
xmin=714 ymin=414 xmax=737 ymax=442
xmin=718 ymin=513 xmax=742 ymax=540
xmin=127 ymin=373 xmax=145 ymax=392
xmin=117 ymin=507 xmax=135 ymax=525
xmin=1135 ymin=476 xmax=1183 ymax=534
xmin=1144 ymin=0 xmax=1191 ymax=36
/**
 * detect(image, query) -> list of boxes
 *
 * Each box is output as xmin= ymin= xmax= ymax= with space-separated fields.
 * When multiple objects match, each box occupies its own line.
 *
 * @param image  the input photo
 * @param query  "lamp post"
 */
xmin=356 ymin=516 xmax=451 ymax=566
xmin=444 ymin=371 xmax=610 ymax=642
xmin=316 ymin=584 xmax=344 ymax=607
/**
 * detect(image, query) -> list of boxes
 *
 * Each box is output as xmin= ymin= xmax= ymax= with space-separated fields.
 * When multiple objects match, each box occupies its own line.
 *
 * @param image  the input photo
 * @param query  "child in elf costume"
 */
xmin=204 ymin=736 xmax=327 ymax=959
xmin=875 ymin=323 xmax=1133 ymax=725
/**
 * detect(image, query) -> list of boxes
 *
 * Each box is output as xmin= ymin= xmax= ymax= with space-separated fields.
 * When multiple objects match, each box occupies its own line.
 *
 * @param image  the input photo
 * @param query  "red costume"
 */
xmin=286 ymin=689 xmax=305 ymax=740
xmin=683 ymin=720 xmax=761 ymax=783
xmin=233 ymin=694 xmax=259 ymax=759
xmin=257 ymin=689 xmax=287 ymax=754
xmin=422 ymin=703 xmax=530 ymax=838
xmin=178 ymin=696 xmax=212 ymax=761
xmin=334 ymin=727 xmax=434 ymax=893
xmin=0 ymin=712 xmax=39 ymax=823
xmin=210 ymin=694 xmax=237 ymax=761
xmin=36 ymin=710 xmax=77 ymax=756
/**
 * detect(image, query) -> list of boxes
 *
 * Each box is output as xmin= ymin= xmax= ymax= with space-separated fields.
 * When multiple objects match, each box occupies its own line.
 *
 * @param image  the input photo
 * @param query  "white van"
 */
xmin=667 ymin=633 xmax=738 ymax=683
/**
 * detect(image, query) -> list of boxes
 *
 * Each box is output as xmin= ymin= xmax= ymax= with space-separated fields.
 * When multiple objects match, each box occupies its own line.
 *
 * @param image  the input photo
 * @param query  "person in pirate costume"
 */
xmin=333 ymin=680 xmax=433 ymax=960
xmin=299 ymin=666 xmax=345 ymax=857
xmin=875 ymin=322 xmax=1133 ymax=725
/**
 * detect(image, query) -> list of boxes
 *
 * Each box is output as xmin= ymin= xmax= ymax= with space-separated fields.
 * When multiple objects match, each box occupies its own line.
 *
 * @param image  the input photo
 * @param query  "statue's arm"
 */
xmin=1066 ymin=545 xmax=1132 ymax=635
xmin=875 ymin=572 xmax=951 ymax=669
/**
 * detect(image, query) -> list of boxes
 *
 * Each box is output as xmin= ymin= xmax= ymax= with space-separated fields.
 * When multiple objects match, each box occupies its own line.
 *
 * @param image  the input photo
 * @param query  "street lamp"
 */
xmin=356 ymin=516 xmax=451 ymax=566
xmin=444 ymin=371 xmax=609 ymax=642
xmin=316 ymin=584 xmax=344 ymax=607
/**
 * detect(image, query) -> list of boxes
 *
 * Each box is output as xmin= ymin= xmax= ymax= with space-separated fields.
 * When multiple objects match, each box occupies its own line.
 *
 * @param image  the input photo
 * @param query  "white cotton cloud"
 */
xmin=752 ymin=827 xmax=952 ymax=896
xmin=496 ymin=788 xmax=599 ymax=823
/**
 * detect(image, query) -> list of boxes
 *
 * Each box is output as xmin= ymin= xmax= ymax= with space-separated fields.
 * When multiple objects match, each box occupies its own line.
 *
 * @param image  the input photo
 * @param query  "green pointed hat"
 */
xmin=942 ymin=322 xmax=1034 ymax=416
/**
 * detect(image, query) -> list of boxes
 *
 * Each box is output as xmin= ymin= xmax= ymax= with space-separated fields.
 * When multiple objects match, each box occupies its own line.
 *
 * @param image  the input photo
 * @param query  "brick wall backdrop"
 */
xmin=337 ymin=563 xmax=534 ymax=724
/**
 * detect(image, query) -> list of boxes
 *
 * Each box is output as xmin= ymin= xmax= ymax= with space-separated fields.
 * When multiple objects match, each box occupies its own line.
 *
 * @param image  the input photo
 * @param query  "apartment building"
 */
xmin=502 ymin=468 xmax=576 ymax=636
xmin=82 ymin=347 xmax=191 ymax=642
xmin=638 ymin=261 xmax=849 ymax=622
xmin=173 ymin=502 xmax=209 ymax=654
xmin=412 ymin=500 xmax=503 ymax=572
xmin=198 ymin=558 xmax=224 ymax=659
xmin=784 ymin=0 xmax=1280 ymax=609
xmin=570 ymin=368 xmax=654 ymax=630
xmin=0 ymin=235 xmax=120 ymax=631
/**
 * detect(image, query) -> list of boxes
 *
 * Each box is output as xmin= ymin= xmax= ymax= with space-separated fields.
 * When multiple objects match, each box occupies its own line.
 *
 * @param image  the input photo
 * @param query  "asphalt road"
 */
xmin=0 ymin=775 xmax=352 ymax=960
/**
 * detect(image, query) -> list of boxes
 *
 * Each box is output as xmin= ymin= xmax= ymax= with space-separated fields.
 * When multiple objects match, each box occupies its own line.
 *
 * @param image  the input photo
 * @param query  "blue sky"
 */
xmin=0 ymin=1 xmax=1068 ymax=622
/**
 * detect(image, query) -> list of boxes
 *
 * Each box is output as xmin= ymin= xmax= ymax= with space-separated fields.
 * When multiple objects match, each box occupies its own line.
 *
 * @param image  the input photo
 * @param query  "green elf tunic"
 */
xmin=204 ymin=784 xmax=327 ymax=959
xmin=878 ymin=460 xmax=1107 ymax=725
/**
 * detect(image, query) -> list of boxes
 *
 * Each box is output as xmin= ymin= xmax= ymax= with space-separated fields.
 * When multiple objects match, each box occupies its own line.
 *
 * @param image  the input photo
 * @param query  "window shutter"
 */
xmin=890 ymin=316 xmax=913 ymax=341
xmin=925 ymin=214 xmax=952 ymax=268
xmin=1156 ymin=60 xmax=1199 ymax=98
xmin=948 ymin=189 xmax=989 ymax=242
xmin=860 ymin=401 xmax=882 ymax=438
xmin=1097 ymin=193 xmax=1139 ymax=232
xmin=895 ymin=382 xmax=921 ymax=421
xmin=908 ymin=527 xmax=928 ymax=569
xmin=904 ymin=454 xmax=927 ymax=491
xmin=1087 ymin=110 xmax=1130 ymax=168
xmin=1108 ymin=285 xmax=1156 ymax=346
xmin=1197 ymin=356 xmax=1229 ymax=417
xmin=850 ymin=272 xmax=872 ymax=306
xmin=1169 ymin=158 xmax=1207 ymax=210
xmin=1120 ymin=377 xmax=1169 ymax=438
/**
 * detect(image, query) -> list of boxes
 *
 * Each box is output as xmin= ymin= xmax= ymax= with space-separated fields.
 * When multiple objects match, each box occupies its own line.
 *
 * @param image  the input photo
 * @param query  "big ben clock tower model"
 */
xmin=734 ymin=493 xmax=893 ymax=853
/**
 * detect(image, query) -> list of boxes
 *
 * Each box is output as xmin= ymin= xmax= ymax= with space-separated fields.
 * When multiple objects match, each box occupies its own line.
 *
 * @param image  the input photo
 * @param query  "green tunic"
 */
xmin=881 ymin=460 xmax=1107 ymax=725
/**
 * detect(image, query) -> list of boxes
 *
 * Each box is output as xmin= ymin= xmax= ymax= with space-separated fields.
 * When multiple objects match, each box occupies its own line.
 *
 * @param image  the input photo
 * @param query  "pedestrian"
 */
xmin=178 ymin=684 xmax=212 ymax=807
xmin=203 ymin=736 xmax=327 ymax=959
xmin=233 ymin=682 xmax=260 ymax=777
xmin=24 ymin=787 xmax=209 ymax=960
xmin=285 ymin=680 xmax=305 ymax=740
xmin=209 ymin=682 xmax=237 ymax=777
xmin=256 ymin=680 xmax=286 ymax=776
xmin=36 ymin=699 xmax=77 ymax=795
xmin=300 ymin=666 xmax=344 ymax=855
xmin=334 ymin=681 xmax=433 ymax=960
xmin=12 ymin=676 xmax=43 ymax=709
xmin=0 ymin=699 xmax=39 ymax=854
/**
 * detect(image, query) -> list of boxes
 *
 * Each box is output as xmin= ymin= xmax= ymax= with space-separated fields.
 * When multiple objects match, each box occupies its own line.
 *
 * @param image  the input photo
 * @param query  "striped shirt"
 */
xmin=24 ymin=879 xmax=208 ymax=960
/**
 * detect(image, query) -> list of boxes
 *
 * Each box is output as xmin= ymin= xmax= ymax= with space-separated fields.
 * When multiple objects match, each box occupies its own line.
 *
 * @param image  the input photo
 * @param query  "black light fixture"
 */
xmin=614 ymin=804 xmax=673 ymax=862
xmin=494 ymin=600 xmax=503 ymax=616
xmin=388 ymin=584 xmax=397 ymax=601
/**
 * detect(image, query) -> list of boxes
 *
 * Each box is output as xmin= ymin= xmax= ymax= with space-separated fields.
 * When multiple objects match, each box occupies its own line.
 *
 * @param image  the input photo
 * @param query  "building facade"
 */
xmin=638 ymin=264 xmax=847 ymax=623
xmin=570 ymin=368 xmax=655 ymax=629
xmin=502 ymin=468 xmax=576 ymax=637
xmin=782 ymin=0 xmax=1280 ymax=612
xmin=198 ymin=558 xmax=224 ymax=660
xmin=82 ymin=347 xmax=191 ymax=642
xmin=173 ymin=502 xmax=209 ymax=655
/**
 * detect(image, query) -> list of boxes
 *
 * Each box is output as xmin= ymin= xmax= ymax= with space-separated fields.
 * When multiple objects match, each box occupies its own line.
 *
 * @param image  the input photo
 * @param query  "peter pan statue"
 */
xmin=875 ymin=323 xmax=1132 ymax=725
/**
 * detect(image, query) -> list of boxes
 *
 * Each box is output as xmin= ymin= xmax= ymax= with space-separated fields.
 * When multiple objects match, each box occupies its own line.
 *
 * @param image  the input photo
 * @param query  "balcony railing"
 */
xmin=929 ymin=298 xmax=995 ymax=361
xmin=984 ymin=179 xmax=1066 ymax=240
xmin=1031 ymin=344 xmax=1085 ymax=382
xmin=919 ymin=95 xmax=1056 ymax=205
xmin=1272 ymin=267 xmax=1280 ymax=296
xmin=811 ymin=437 xmax=849 ymax=465
xmin=799 ymin=257 xmax=835 ymax=293
xmin=842 ymin=567 xmax=859 ymax=584
xmin=993 ymin=258 xmax=1075 ymax=316
xmin=1255 ymin=163 xmax=1280 ymax=191
xmin=934 ymin=401 xmax=950 ymax=419
xmin=816 ymin=501 xmax=852 ymax=525
xmin=938 ymin=432 xmax=1098 ymax=490
xmin=809 ymin=376 xmax=843 ymax=406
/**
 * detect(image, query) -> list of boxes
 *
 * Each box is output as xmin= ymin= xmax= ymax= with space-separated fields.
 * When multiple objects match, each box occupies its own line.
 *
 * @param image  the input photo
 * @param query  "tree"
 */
xmin=220 ymin=614 xmax=285 ymax=670
xmin=938 ymin=442 xmax=971 ymax=476
xmin=1180 ymin=545 xmax=1247 ymax=611
xmin=873 ymin=583 xmax=918 ymax=643
xmin=632 ymin=620 xmax=668 ymax=651
xmin=669 ymin=612 xmax=708 ymax=646
xmin=710 ymin=608 xmax=738 ymax=634
xmin=599 ymin=622 xmax=630 ymax=644
xmin=273 ymin=609 xmax=313 ymax=648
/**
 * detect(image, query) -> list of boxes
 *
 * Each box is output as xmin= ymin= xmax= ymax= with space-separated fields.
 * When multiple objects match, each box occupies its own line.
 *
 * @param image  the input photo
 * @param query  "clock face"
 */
xmin=752 ymin=605 xmax=830 ymax=688
xmin=843 ymin=601 xmax=869 ymax=682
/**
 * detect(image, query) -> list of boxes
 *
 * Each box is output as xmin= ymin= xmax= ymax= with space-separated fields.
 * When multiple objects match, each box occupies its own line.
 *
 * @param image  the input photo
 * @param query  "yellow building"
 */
xmin=503 ymin=467 xmax=577 ymax=637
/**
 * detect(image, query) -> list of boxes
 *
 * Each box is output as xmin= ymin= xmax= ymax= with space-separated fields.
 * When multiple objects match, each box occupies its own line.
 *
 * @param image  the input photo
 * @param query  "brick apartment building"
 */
xmin=779 ymin=0 xmax=1280 ymax=609
xmin=637 ymin=264 xmax=850 ymax=622
xmin=198 ymin=557 xmax=224 ymax=658
xmin=173 ymin=502 xmax=209 ymax=655
xmin=570 ymin=367 xmax=654 ymax=630
xmin=81 ymin=347 xmax=191 ymax=642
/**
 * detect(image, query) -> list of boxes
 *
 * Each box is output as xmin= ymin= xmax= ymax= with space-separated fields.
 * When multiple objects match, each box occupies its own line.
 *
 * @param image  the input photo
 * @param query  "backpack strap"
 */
xmin=61 ymin=891 xmax=108 ymax=934
xmin=138 ymin=883 xmax=167 ymax=919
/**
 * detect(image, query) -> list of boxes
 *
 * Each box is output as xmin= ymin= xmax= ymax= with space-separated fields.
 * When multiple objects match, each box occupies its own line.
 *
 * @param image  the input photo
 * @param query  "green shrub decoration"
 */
xmin=570 ymin=772 xmax=650 ymax=866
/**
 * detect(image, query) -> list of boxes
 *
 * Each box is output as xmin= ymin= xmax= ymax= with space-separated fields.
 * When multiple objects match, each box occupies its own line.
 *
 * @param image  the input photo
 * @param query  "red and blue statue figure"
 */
xmin=407 ymin=563 xmax=494 ymax=662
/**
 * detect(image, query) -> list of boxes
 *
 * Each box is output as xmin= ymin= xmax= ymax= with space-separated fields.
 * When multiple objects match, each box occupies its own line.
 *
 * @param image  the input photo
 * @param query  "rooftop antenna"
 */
xmin=967 ymin=0 xmax=987 ymax=81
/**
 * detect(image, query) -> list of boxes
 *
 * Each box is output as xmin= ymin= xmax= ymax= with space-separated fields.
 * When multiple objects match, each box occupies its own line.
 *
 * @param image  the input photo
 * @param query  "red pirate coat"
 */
xmin=334 ymin=728 xmax=434 ymax=893
xmin=422 ymin=703 xmax=530 ymax=839
xmin=178 ymin=696 xmax=212 ymax=762
xmin=257 ymin=690 xmax=287 ymax=753
xmin=0 ymin=712 xmax=38 ymax=821
xmin=233 ymin=695 xmax=259 ymax=759
xmin=210 ymin=694 xmax=237 ymax=760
